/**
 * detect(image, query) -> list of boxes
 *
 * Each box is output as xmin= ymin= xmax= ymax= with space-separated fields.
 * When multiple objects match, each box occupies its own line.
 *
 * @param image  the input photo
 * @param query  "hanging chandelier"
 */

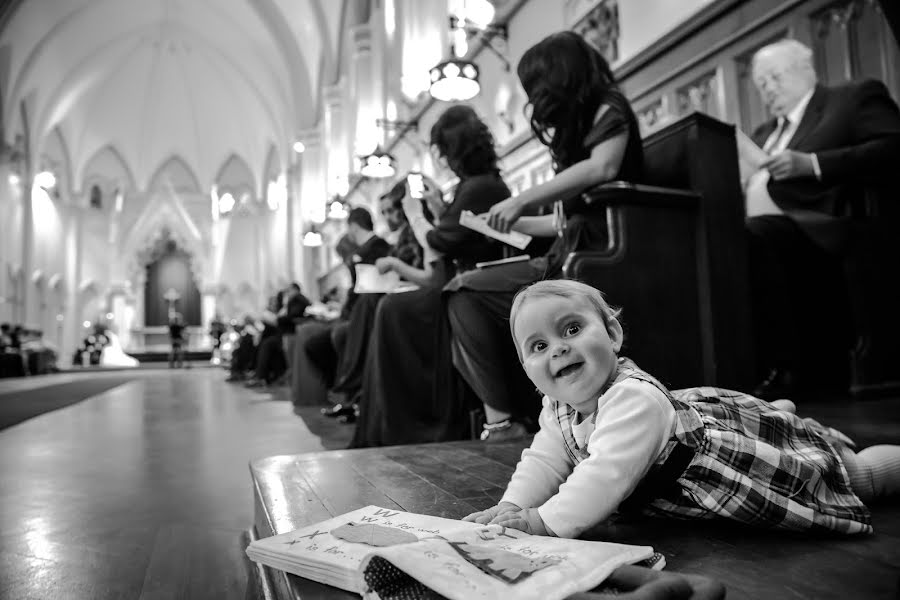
xmin=428 ymin=1 xmax=506 ymax=102
xmin=359 ymin=145 xmax=396 ymax=179
xmin=429 ymin=58 xmax=480 ymax=102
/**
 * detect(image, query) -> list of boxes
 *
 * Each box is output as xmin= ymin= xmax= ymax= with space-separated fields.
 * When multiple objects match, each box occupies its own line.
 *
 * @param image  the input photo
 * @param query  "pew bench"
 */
xmin=247 ymin=438 xmax=900 ymax=599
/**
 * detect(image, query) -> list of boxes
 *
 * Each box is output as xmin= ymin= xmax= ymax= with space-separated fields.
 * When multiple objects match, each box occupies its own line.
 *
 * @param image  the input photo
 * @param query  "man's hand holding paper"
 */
xmin=762 ymin=149 xmax=817 ymax=180
xmin=735 ymin=129 xmax=769 ymax=186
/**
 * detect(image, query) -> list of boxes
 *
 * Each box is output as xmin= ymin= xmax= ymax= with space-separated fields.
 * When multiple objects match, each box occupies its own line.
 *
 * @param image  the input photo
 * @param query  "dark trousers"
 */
xmin=305 ymin=324 xmax=339 ymax=387
xmin=746 ymin=215 xmax=850 ymax=383
xmin=332 ymin=293 xmax=383 ymax=396
xmin=446 ymin=289 xmax=540 ymax=417
xmin=230 ymin=334 xmax=257 ymax=374
xmin=255 ymin=334 xmax=286 ymax=383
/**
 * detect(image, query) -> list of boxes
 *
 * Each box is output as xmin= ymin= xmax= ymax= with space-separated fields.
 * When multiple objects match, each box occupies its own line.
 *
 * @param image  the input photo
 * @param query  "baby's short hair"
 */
xmin=509 ymin=279 xmax=622 ymax=354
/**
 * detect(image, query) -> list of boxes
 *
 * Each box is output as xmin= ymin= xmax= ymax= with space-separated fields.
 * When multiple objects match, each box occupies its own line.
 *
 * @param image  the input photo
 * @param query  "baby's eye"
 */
xmin=564 ymin=322 xmax=581 ymax=336
xmin=531 ymin=340 xmax=547 ymax=353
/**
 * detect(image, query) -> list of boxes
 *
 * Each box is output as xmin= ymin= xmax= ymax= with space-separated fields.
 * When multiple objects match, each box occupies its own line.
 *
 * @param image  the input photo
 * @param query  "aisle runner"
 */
xmin=0 ymin=376 xmax=136 ymax=430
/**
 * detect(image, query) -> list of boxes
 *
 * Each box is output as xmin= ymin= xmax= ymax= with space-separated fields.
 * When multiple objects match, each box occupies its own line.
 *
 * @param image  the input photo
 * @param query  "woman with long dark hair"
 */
xmin=351 ymin=105 xmax=509 ymax=447
xmin=439 ymin=32 xmax=645 ymax=441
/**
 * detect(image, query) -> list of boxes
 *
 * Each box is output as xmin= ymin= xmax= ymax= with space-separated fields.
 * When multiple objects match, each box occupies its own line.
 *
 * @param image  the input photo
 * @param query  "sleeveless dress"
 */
xmin=435 ymin=90 xmax=644 ymax=438
xmin=551 ymin=358 xmax=872 ymax=534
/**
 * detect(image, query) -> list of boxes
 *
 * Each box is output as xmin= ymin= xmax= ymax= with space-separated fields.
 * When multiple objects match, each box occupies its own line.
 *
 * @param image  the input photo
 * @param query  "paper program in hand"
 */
xmin=736 ymin=129 xmax=769 ymax=185
xmin=460 ymin=210 xmax=532 ymax=251
xmin=354 ymin=264 xmax=417 ymax=294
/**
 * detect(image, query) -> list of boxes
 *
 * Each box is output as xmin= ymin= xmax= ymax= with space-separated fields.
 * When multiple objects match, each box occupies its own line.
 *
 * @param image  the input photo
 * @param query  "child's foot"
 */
xmin=480 ymin=420 xmax=528 ymax=442
xmin=771 ymin=399 xmax=796 ymax=414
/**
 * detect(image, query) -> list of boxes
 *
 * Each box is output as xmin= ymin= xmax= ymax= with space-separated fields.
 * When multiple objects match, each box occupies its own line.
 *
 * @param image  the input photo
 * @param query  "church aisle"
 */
xmin=0 ymin=369 xmax=334 ymax=600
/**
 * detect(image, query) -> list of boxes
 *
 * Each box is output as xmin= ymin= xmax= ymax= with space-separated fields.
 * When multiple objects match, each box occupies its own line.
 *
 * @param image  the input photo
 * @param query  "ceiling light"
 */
xmin=359 ymin=146 xmax=396 ymax=178
xmin=328 ymin=200 xmax=348 ymax=220
xmin=34 ymin=171 xmax=56 ymax=189
xmin=458 ymin=0 xmax=495 ymax=29
xmin=429 ymin=58 xmax=480 ymax=101
xmin=303 ymin=231 xmax=323 ymax=247
xmin=218 ymin=192 xmax=235 ymax=214
xmin=293 ymin=141 xmax=306 ymax=154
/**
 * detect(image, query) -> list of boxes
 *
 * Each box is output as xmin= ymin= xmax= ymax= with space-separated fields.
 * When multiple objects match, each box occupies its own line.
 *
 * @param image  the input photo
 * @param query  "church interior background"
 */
xmin=1 ymin=0 xmax=896 ymax=364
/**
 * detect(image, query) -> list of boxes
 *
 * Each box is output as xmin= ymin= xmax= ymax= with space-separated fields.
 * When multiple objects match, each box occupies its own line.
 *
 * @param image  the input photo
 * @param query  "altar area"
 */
xmin=126 ymin=326 xmax=210 ymax=354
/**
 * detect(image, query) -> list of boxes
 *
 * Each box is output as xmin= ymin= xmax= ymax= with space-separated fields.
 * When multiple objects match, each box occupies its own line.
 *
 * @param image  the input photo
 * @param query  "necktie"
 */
xmin=763 ymin=116 xmax=790 ymax=154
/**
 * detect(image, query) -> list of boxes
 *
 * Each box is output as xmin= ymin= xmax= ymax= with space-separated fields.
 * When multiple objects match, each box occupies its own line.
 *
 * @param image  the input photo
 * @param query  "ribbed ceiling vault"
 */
xmin=0 ymin=0 xmax=351 ymax=196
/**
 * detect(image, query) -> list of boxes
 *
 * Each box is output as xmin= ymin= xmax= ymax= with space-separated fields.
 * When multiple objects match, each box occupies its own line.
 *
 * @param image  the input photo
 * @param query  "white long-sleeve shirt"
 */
xmin=501 ymin=378 xmax=676 ymax=538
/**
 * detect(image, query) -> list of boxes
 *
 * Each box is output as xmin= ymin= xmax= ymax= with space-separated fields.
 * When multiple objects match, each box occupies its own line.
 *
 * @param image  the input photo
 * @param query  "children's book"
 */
xmin=246 ymin=505 xmax=660 ymax=600
xmin=459 ymin=210 xmax=533 ymax=251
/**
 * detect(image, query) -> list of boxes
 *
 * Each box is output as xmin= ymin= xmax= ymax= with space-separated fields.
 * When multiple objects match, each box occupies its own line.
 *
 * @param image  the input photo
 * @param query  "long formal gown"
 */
xmin=438 ymin=90 xmax=645 ymax=432
xmin=351 ymin=172 xmax=510 ymax=447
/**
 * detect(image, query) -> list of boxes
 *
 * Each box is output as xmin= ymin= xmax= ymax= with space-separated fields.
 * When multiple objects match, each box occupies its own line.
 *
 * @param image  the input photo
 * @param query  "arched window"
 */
xmin=90 ymin=185 xmax=103 ymax=209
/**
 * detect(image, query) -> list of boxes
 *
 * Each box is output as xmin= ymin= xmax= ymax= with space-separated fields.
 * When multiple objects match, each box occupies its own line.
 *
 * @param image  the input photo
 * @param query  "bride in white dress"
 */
xmin=100 ymin=329 xmax=139 ymax=368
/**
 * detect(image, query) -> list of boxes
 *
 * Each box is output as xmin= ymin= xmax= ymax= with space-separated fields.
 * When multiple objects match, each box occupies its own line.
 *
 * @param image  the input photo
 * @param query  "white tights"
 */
xmin=768 ymin=400 xmax=900 ymax=502
xmin=840 ymin=445 xmax=900 ymax=503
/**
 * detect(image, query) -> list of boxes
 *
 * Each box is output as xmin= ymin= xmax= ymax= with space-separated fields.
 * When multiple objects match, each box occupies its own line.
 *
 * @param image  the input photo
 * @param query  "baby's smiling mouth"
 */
xmin=554 ymin=362 xmax=584 ymax=379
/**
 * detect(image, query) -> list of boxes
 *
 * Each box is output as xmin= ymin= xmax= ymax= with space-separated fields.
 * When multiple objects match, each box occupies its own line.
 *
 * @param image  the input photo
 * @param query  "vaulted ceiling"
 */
xmin=0 ymin=0 xmax=358 ymax=195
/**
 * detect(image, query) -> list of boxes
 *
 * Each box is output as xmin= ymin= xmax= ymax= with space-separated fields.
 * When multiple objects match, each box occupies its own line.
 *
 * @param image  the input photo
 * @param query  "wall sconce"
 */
xmin=359 ymin=145 xmax=396 ymax=179
xmin=34 ymin=170 xmax=57 ymax=190
xmin=327 ymin=198 xmax=348 ymax=220
xmin=303 ymin=226 xmax=323 ymax=247
xmin=217 ymin=192 xmax=235 ymax=215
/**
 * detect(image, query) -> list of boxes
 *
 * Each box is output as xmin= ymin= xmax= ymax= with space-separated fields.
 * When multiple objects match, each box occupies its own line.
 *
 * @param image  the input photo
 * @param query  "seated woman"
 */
xmin=440 ymin=31 xmax=645 ymax=442
xmin=351 ymin=104 xmax=509 ymax=447
xmin=326 ymin=179 xmax=433 ymax=421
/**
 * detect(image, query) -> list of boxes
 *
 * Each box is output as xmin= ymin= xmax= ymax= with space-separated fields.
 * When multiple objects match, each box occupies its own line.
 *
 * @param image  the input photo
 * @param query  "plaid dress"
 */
xmin=553 ymin=358 xmax=872 ymax=534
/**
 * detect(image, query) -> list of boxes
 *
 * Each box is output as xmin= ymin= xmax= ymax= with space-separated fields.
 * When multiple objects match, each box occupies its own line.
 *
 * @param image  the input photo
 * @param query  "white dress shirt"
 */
xmin=746 ymin=88 xmax=821 ymax=217
xmin=500 ymin=378 xmax=676 ymax=539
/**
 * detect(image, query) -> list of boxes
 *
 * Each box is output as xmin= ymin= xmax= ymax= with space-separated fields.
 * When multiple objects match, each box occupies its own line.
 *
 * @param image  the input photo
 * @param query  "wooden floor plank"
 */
xmin=345 ymin=452 xmax=479 ymax=518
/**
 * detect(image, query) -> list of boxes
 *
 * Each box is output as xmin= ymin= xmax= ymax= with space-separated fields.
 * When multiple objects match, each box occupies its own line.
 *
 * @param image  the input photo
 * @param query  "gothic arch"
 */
xmin=81 ymin=143 xmax=136 ymax=195
xmin=148 ymin=154 xmax=201 ymax=194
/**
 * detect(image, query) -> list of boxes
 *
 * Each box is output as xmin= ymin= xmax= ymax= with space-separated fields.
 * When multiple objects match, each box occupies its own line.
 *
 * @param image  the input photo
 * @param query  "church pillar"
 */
xmin=323 ymin=82 xmax=349 ymax=199
xmin=351 ymin=24 xmax=380 ymax=159
xmin=59 ymin=201 xmax=83 ymax=368
xmin=19 ymin=162 xmax=34 ymax=326
xmin=294 ymin=126 xmax=325 ymax=297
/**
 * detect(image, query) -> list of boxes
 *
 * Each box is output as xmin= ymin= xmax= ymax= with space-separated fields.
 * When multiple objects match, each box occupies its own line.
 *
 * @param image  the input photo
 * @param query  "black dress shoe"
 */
xmin=321 ymin=403 xmax=354 ymax=418
xmin=753 ymin=368 xmax=797 ymax=400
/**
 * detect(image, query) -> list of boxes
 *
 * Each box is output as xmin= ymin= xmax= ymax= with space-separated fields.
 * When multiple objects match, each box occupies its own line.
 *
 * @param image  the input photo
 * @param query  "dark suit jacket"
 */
xmin=751 ymin=80 xmax=900 ymax=248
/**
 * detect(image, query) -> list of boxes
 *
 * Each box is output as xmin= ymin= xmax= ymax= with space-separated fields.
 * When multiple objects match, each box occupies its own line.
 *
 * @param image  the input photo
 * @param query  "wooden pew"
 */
xmin=565 ymin=112 xmax=754 ymax=390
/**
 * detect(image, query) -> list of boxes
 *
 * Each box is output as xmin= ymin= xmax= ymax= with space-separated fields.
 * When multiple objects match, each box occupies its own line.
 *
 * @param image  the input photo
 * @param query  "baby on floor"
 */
xmin=464 ymin=279 xmax=900 ymax=538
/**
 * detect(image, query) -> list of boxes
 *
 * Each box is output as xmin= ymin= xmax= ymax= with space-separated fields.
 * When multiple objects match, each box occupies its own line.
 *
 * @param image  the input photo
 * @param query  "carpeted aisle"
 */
xmin=0 ymin=376 xmax=137 ymax=430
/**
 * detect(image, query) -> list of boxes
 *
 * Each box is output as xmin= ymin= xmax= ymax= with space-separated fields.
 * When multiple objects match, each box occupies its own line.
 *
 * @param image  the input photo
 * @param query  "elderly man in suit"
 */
xmin=745 ymin=38 xmax=900 ymax=398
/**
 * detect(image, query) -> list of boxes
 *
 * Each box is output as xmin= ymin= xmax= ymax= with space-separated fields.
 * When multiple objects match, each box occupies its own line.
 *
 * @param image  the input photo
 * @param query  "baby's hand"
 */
xmin=462 ymin=501 xmax=519 ymax=525
xmin=490 ymin=507 xmax=553 ymax=536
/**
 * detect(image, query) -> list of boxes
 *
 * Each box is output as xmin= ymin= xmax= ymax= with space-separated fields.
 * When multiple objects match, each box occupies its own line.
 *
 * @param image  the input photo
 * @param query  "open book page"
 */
xmin=460 ymin=210 xmax=532 ymax=251
xmin=354 ymin=264 xmax=418 ymax=294
xmin=735 ymin=129 xmax=769 ymax=185
xmin=360 ymin=524 xmax=653 ymax=600
xmin=246 ymin=505 xmax=656 ymax=599
xmin=245 ymin=506 xmax=480 ymax=593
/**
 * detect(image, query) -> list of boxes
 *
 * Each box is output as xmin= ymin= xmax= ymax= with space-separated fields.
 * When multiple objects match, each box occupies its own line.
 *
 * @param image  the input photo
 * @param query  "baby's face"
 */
xmin=513 ymin=295 xmax=621 ymax=414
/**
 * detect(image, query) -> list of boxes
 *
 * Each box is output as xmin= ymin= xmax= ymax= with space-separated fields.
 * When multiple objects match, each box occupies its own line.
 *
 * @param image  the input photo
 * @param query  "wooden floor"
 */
xmin=0 ymin=369 xmax=352 ymax=600
xmin=0 ymin=369 xmax=898 ymax=599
